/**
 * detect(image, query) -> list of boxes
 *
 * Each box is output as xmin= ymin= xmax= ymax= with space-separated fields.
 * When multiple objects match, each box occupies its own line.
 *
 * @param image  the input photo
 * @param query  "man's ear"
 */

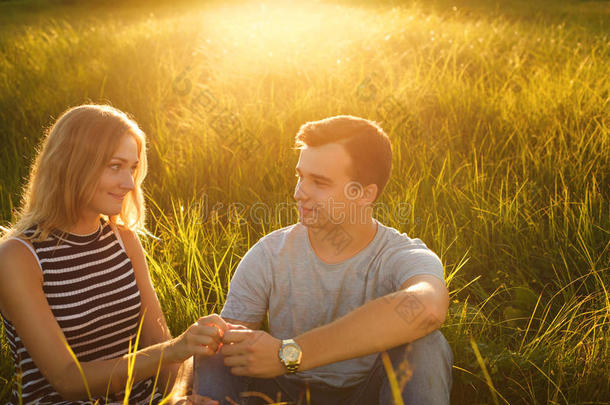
xmin=360 ymin=183 xmax=378 ymax=205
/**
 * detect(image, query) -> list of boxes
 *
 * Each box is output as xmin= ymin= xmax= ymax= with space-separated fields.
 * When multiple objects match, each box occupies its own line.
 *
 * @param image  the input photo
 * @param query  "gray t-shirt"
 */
xmin=221 ymin=220 xmax=445 ymax=388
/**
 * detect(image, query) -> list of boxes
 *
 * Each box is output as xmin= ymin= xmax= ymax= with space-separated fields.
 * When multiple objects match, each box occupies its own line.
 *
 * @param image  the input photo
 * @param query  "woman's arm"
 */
xmin=0 ymin=239 xmax=227 ymax=401
xmin=118 ymin=227 xmax=197 ymax=398
xmin=119 ymin=227 xmax=181 ymax=395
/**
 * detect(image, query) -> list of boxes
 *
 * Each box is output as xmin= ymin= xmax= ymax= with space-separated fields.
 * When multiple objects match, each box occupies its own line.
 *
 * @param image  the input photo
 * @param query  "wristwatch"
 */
xmin=279 ymin=339 xmax=302 ymax=374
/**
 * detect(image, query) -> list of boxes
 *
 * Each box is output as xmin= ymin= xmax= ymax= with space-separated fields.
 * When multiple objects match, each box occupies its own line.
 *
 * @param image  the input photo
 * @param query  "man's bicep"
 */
xmin=221 ymin=242 xmax=270 ymax=324
xmin=221 ymin=284 xmax=268 ymax=324
xmin=400 ymin=274 xmax=448 ymax=296
xmin=392 ymin=246 xmax=446 ymax=290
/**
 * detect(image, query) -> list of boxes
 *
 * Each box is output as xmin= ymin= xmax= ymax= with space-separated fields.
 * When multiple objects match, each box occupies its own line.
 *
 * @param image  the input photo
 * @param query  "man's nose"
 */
xmin=293 ymin=179 xmax=307 ymax=201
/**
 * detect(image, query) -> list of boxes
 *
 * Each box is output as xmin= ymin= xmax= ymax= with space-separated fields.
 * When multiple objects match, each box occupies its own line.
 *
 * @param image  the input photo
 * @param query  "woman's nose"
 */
xmin=121 ymin=171 xmax=135 ymax=190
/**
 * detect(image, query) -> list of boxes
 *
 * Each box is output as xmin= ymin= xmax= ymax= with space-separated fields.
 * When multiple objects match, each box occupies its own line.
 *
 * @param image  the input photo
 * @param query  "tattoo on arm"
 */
xmin=390 ymin=293 xmax=443 ymax=333
xmin=394 ymin=294 xmax=426 ymax=323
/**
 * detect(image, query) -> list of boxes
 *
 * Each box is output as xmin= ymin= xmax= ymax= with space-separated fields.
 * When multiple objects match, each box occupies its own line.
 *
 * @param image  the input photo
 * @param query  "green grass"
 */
xmin=0 ymin=0 xmax=609 ymax=403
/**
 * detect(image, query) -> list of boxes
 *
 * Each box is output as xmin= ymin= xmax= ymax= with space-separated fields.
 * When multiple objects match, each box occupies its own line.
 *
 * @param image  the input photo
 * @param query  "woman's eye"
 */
xmin=109 ymin=164 xmax=121 ymax=171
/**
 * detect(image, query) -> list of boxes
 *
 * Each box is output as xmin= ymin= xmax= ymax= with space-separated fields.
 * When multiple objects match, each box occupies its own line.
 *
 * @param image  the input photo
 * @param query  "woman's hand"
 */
xmin=169 ymin=314 xmax=228 ymax=363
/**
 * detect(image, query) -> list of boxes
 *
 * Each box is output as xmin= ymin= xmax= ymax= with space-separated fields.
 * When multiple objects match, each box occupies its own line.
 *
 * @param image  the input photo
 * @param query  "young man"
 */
xmin=195 ymin=116 xmax=453 ymax=404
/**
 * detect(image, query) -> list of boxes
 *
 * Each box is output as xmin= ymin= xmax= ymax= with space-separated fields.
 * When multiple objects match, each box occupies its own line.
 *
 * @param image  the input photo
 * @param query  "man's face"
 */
xmin=293 ymin=143 xmax=360 ymax=228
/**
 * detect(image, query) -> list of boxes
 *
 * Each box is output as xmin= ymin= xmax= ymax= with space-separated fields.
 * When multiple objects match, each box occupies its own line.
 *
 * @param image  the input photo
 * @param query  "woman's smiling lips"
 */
xmin=109 ymin=192 xmax=126 ymax=201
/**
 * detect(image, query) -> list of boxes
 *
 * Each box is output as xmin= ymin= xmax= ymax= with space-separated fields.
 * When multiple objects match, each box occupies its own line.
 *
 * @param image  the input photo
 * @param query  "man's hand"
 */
xmin=220 ymin=329 xmax=285 ymax=378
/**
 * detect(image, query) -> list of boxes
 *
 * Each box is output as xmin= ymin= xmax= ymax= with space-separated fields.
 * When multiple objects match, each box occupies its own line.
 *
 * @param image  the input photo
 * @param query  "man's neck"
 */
xmin=307 ymin=218 xmax=378 ymax=264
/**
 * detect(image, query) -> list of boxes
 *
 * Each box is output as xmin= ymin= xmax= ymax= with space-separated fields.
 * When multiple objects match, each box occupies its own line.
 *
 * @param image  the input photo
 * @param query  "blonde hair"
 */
xmin=4 ymin=104 xmax=147 ymax=241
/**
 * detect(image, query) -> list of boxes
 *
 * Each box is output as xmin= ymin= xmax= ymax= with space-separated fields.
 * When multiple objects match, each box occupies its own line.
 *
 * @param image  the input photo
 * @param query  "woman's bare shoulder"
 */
xmin=113 ymin=224 xmax=147 ymax=262
xmin=0 ymin=237 xmax=43 ymax=319
xmin=0 ymin=236 xmax=37 ymax=262
xmin=0 ymin=237 xmax=41 ymax=276
xmin=114 ymin=224 xmax=141 ymax=251
xmin=116 ymin=224 xmax=137 ymax=239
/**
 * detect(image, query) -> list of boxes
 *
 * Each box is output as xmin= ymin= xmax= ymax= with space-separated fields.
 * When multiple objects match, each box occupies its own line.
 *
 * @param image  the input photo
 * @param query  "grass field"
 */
xmin=0 ymin=0 xmax=608 ymax=403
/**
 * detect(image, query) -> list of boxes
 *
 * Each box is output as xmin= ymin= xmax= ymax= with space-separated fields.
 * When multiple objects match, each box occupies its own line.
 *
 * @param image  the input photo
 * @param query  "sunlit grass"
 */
xmin=0 ymin=0 xmax=608 ymax=403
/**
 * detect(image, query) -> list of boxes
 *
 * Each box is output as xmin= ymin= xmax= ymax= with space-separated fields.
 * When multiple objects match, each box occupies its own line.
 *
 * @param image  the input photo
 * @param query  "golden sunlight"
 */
xmin=179 ymin=2 xmax=397 ymax=74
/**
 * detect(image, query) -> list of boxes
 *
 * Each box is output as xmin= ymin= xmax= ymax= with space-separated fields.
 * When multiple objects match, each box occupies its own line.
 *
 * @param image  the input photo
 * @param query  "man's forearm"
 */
xmin=295 ymin=286 xmax=447 ymax=372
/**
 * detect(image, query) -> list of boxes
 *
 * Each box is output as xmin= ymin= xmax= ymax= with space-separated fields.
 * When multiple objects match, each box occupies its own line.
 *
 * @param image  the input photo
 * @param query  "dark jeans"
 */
xmin=194 ymin=330 xmax=453 ymax=405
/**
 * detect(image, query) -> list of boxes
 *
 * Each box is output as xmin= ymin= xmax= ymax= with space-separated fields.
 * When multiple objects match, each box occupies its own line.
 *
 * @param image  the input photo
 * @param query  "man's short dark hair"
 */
xmin=295 ymin=115 xmax=392 ymax=201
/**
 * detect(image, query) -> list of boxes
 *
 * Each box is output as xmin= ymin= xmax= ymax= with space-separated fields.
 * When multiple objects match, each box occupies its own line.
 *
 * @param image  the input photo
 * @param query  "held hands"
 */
xmin=171 ymin=318 xmax=288 ymax=378
xmin=169 ymin=314 xmax=228 ymax=363
xmin=221 ymin=325 xmax=285 ymax=378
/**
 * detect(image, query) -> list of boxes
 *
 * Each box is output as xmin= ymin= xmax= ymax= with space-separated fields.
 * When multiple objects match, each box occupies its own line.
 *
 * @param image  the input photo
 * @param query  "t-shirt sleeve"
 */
xmin=220 ymin=241 xmax=270 ymax=323
xmin=385 ymin=237 xmax=446 ymax=291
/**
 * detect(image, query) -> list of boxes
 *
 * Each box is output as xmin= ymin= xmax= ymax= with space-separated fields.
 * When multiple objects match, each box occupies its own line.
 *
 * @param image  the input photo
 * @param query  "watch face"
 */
xmin=283 ymin=345 xmax=300 ymax=362
xmin=282 ymin=344 xmax=301 ymax=363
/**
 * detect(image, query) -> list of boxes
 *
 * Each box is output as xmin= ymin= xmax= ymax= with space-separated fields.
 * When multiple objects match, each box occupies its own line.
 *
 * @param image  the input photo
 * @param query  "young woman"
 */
xmin=0 ymin=105 xmax=222 ymax=404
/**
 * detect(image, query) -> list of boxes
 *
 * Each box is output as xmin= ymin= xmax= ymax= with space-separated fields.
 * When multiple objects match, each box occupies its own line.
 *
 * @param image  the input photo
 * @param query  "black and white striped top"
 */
xmin=1 ymin=219 xmax=164 ymax=404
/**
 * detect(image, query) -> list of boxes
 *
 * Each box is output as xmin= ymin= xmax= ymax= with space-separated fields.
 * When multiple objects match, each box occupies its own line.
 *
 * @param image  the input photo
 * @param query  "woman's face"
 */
xmin=85 ymin=134 xmax=139 ymax=218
